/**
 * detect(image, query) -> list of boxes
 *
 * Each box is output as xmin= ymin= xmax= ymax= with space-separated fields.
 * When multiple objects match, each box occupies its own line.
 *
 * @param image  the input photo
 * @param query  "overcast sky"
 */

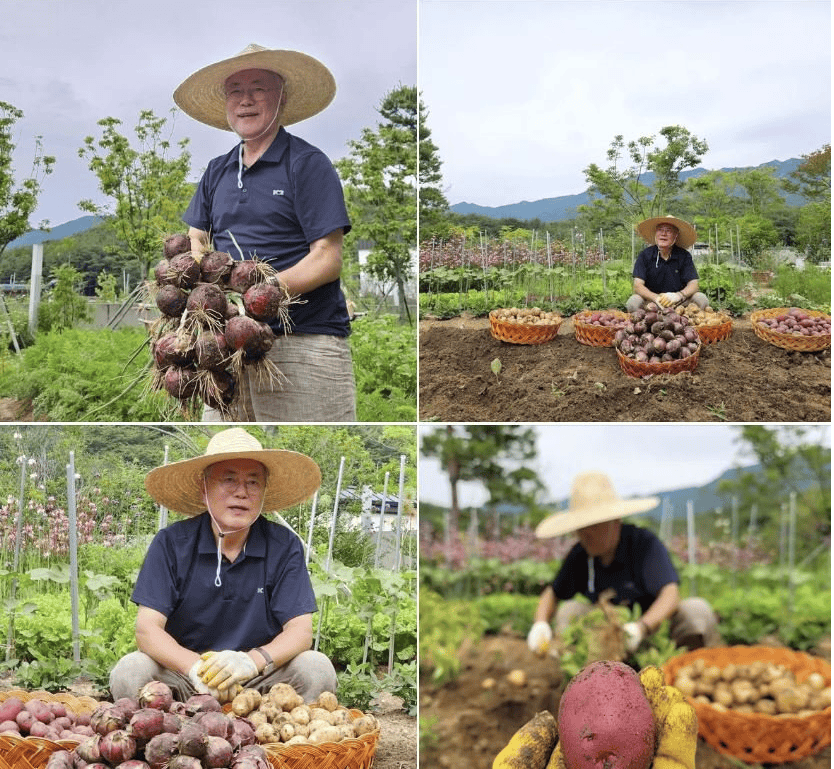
xmin=420 ymin=0 xmax=831 ymax=208
xmin=418 ymin=424 xmax=832 ymax=508
xmin=3 ymin=0 xmax=416 ymax=228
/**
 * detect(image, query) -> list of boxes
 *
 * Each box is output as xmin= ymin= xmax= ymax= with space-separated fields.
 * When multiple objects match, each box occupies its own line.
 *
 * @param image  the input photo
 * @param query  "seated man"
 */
xmin=626 ymin=215 xmax=710 ymax=313
xmin=109 ymin=427 xmax=337 ymax=703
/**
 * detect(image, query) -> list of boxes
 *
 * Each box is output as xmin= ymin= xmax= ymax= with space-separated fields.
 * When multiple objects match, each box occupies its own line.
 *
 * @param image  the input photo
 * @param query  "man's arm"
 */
xmin=135 ymin=605 xmax=201 ymax=675
xmin=639 ymin=582 xmax=680 ymax=634
xmin=633 ymin=277 xmax=662 ymax=305
xmin=277 ymin=229 xmax=344 ymax=296
xmin=244 ymin=613 xmax=314 ymax=674
xmin=678 ymin=279 xmax=700 ymax=302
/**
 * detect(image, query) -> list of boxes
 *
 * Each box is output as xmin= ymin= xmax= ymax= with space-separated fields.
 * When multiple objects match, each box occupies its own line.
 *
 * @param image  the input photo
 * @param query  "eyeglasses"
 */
xmin=224 ymin=86 xmax=276 ymax=103
xmin=656 ymin=226 xmax=678 ymax=235
xmin=209 ymin=475 xmax=265 ymax=495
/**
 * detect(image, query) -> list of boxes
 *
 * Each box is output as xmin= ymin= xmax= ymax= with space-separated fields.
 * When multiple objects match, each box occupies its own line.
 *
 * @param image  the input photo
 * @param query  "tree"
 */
xmin=719 ymin=426 xmax=830 ymax=556
xmin=78 ymin=109 xmax=192 ymax=278
xmin=579 ymin=125 xmax=709 ymax=237
xmin=0 ymin=102 xmax=55 ymax=258
xmin=784 ymin=144 xmax=831 ymax=203
xmin=336 ymin=86 xmax=419 ymax=324
xmin=420 ymin=425 xmax=544 ymax=536
xmin=784 ymin=145 xmax=831 ymax=262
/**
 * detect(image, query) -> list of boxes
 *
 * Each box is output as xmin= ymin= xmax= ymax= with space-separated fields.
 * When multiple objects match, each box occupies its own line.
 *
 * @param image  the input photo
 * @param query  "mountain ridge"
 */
xmin=451 ymin=158 xmax=805 ymax=222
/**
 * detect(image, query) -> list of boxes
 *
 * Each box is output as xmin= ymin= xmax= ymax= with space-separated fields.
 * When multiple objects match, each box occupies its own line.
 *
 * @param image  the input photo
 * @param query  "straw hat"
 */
xmin=635 ymin=215 xmax=697 ymax=250
xmin=173 ymin=43 xmax=336 ymax=130
xmin=535 ymin=472 xmax=659 ymax=539
xmin=145 ymin=427 xmax=321 ymax=516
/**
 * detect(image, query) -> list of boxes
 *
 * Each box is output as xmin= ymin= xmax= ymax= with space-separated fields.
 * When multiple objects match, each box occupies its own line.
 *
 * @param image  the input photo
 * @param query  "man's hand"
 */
xmin=657 ymin=292 xmax=682 ymax=308
xmin=526 ymin=621 xmax=553 ymax=654
xmin=198 ymin=650 xmax=258 ymax=691
xmin=623 ymin=621 xmax=645 ymax=653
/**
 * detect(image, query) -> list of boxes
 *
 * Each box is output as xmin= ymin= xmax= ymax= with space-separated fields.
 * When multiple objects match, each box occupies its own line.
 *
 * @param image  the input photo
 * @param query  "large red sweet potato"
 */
xmin=558 ymin=661 xmax=656 ymax=769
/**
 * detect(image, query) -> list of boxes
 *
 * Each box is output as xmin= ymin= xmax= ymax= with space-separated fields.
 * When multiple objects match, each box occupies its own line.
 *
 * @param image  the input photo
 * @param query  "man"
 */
xmin=626 ymin=215 xmax=710 ymax=314
xmin=109 ymin=427 xmax=337 ymax=703
xmin=174 ymin=44 xmax=355 ymax=422
xmin=527 ymin=471 xmax=719 ymax=656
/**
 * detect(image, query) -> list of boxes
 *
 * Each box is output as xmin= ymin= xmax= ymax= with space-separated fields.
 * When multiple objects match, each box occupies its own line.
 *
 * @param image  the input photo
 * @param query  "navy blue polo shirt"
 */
xmin=183 ymin=127 xmax=352 ymax=337
xmin=551 ymin=523 xmax=678 ymax=613
xmin=131 ymin=513 xmax=317 ymax=652
xmin=632 ymin=245 xmax=699 ymax=294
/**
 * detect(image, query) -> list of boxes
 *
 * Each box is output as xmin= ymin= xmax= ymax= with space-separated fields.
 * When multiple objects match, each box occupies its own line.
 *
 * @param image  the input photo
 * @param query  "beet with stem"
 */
xmin=185 ymin=283 xmax=227 ymax=326
xmin=243 ymin=282 xmax=289 ymax=323
xmin=225 ymin=315 xmax=275 ymax=359
xmin=163 ymin=233 xmax=191 ymax=260
xmin=155 ymin=286 xmax=188 ymax=318
xmin=200 ymin=251 xmax=235 ymax=284
xmin=166 ymin=253 xmax=201 ymax=290
xmin=162 ymin=366 xmax=199 ymax=401
xmin=194 ymin=331 xmax=230 ymax=372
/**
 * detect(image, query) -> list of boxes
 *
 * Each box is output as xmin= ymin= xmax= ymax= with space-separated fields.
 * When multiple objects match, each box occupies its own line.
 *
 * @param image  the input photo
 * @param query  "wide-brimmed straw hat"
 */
xmin=173 ymin=43 xmax=336 ymax=130
xmin=635 ymin=215 xmax=697 ymax=250
xmin=145 ymin=427 xmax=321 ymax=516
xmin=535 ymin=472 xmax=659 ymax=539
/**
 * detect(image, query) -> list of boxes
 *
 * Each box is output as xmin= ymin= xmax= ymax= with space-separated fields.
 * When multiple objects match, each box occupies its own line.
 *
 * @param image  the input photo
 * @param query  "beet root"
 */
xmin=45 ymin=750 xmax=74 ymax=769
xmin=193 ymin=710 xmax=233 ymax=739
xmin=186 ymin=282 xmax=228 ymax=324
xmin=167 ymin=757 xmax=202 ymax=769
xmin=231 ymin=743 xmax=270 ymax=769
xmin=128 ymin=708 xmax=165 ymax=740
xmin=177 ymin=722 xmax=209 ymax=758
xmin=200 ymin=251 xmax=235 ymax=284
xmin=143 ymin=732 xmax=179 ymax=769
xmin=243 ymin=282 xmax=288 ymax=323
xmin=163 ymin=233 xmax=191 ymax=260
xmin=155 ymin=285 xmax=188 ymax=318
xmin=203 ymin=735 xmax=234 ymax=768
xmin=162 ymin=366 xmax=199 ymax=400
xmin=137 ymin=680 xmax=174 ymax=712
xmin=99 ymin=729 xmax=137 ymax=765
xmin=153 ymin=333 xmax=194 ymax=369
xmin=166 ymin=253 xmax=201 ymax=289
xmin=194 ymin=331 xmax=230 ymax=372
xmin=184 ymin=693 xmax=222 ymax=714
xmin=228 ymin=718 xmax=256 ymax=750
xmin=225 ymin=316 xmax=274 ymax=359
xmin=90 ymin=704 xmax=128 ymax=737
xmin=201 ymin=369 xmax=235 ymax=412
xmin=114 ymin=761 xmax=151 ymax=769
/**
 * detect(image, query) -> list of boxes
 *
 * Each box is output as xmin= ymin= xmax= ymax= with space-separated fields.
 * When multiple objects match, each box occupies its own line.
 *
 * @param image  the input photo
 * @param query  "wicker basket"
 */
xmin=0 ymin=690 xmax=102 ymax=769
xmin=615 ymin=341 xmax=701 ymax=378
xmin=489 ymin=310 xmax=562 ymax=345
xmin=263 ymin=719 xmax=379 ymax=769
xmin=572 ymin=310 xmax=628 ymax=347
xmin=751 ymin=308 xmax=832 ymax=352
xmin=693 ymin=316 xmax=733 ymax=345
xmin=664 ymin=646 xmax=831 ymax=763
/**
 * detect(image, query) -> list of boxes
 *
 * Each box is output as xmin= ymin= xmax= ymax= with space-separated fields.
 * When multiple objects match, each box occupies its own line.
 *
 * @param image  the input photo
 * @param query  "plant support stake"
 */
xmin=315 ymin=456 xmax=345 ymax=652
xmin=5 ymin=453 xmax=26 ymax=661
xmin=686 ymin=500 xmax=696 ymax=597
xmin=67 ymin=452 xmax=81 ymax=663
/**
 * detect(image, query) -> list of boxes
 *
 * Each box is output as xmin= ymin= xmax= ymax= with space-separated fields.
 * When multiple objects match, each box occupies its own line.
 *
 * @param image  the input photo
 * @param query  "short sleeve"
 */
xmin=290 ymin=150 xmax=351 ymax=245
xmin=131 ymin=530 xmax=181 ymax=617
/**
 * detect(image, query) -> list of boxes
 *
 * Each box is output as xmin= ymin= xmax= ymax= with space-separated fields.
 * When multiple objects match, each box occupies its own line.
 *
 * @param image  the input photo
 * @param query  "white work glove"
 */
xmin=526 ymin=621 xmax=553 ymax=653
xmin=623 ymin=621 xmax=645 ymax=653
xmin=198 ymin=649 xmax=258 ymax=692
xmin=188 ymin=659 xmax=215 ymax=694
xmin=658 ymin=292 xmax=681 ymax=307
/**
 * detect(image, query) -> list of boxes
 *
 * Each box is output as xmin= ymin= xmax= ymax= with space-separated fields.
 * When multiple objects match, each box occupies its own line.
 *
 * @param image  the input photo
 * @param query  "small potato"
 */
xmin=309 ymin=726 xmax=343 ymax=744
xmin=719 ymin=664 xmax=737 ymax=682
xmin=289 ymin=706 xmax=311 ymax=725
xmin=352 ymin=715 xmax=378 ymax=736
xmin=805 ymin=672 xmax=826 ymax=692
xmin=254 ymin=722 xmax=278 ymax=744
xmin=775 ymin=686 xmax=809 ymax=714
xmin=231 ymin=688 xmax=262 ymax=716
xmin=285 ymin=735 xmax=309 ymax=746
xmin=735 ymin=704 xmax=754 ymax=714
xmin=248 ymin=711 xmax=268 ymax=728
xmin=754 ymin=698 xmax=777 ymax=715
xmin=269 ymin=683 xmax=303 ymax=711
xmin=730 ymin=680 xmax=756 ymax=705
xmin=307 ymin=718 xmax=331 ymax=734
xmin=316 ymin=691 xmax=339 ymax=712
xmin=673 ymin=675 xmax=696 ymax=698
xmin=694 ymin=695 xmax=711 ymax=706
xmin=330 ymin=709 xmax=352 ymax=726
xmin=259 ymin=702 xmax=281 ymax=722
xmin=278 ymin=723 xmax=295 ymax=742
xmin=810 ymin=687 xmax=831 ymax=711
xmin=701 ymin=665 xmax=722 ymax=685
xmin=308 ymin=707 xmax=331 ymax=724
xmin=337 ymin=725 xmax=355 ymax=740
xmin=712 ymin=683 xmax=734 ymax=709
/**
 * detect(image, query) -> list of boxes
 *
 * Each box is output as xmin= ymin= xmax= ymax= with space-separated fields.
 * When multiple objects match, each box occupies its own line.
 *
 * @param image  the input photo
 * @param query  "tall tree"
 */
xmin=784 ymin=145 xmax=831 ymax=262
xmin=78 ymin=109 xmax=192 ymax=278
xmin=417 ymin=96 xmax=448 ymax=236
xmin=784 ymin=144 xmax=831 ymax=203
xmin=420 ymin=425 xmax=543 ymax=536
xmin=336 ymin=86 xmax=419 ymax=324
xmin=579 ymin=125 xmax=709 ymax=237
xmin=0 ymin=102 xmax=55 ymax=258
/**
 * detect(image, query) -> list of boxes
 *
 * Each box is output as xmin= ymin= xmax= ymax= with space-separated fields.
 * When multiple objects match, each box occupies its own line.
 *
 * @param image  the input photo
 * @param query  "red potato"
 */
xmin=558 ymin=661 xmax=656 ymax=769
xmin=16 ymin=709 xmax=36 ymax=731
xmin=25 ymin=698 xmax=55 ymax=723
xmin=0 ymin=697 xmax=24 ymax=723
xmin=0 ymin=719 xmax=19 ymax=733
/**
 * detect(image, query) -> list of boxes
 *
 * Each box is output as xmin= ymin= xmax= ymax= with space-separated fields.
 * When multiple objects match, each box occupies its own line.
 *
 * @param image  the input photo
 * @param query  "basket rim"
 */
xmin=615 ymin=340 xmax=701 ymax=376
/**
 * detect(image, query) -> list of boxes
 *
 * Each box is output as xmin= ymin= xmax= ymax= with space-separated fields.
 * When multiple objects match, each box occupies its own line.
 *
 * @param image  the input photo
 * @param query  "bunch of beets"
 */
xmin=45 ymin=681 xmax=270 ymax=769
xmin=150 ymin=234 xmax=293 ymax=415
xmin=614 ymin=302 xmax=701 ymax=364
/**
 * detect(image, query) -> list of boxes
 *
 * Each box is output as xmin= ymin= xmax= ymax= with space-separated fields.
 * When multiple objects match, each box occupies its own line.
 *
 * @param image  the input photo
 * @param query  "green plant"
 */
xmin=334 ymin=661 xmax=381 ymax=711
xmin=38 ymin=263 xmax=93 ymax=332
xmin=419 ymin=589 xmax=485 ymax=684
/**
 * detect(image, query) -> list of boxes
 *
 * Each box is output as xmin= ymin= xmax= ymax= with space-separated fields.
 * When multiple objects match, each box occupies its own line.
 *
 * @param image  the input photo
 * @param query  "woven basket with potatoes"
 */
xmin=489 ymin=307 xmax=562 ymax=344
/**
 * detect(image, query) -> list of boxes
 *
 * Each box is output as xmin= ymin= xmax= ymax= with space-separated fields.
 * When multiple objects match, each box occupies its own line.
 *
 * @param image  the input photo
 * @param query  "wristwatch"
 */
xmin=252 ymin=646 xmax=275 ymax=675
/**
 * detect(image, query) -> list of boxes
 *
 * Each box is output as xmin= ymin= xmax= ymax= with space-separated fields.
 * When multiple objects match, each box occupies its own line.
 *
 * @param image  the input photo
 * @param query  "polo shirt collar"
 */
xmin=195 ymin=512 xmax=267 ymax=558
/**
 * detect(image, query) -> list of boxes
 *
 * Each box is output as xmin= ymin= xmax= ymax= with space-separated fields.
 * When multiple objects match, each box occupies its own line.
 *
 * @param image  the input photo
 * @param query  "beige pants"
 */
xmin=626 ymin=292 xmax=710 ymax=314
xmin=203 ymin=332 xmax=356 ymax=422
xmin=555 ymin=596 xmax=720 ymax=650
xmin=109 ymin=649 xmax=337 ymax=703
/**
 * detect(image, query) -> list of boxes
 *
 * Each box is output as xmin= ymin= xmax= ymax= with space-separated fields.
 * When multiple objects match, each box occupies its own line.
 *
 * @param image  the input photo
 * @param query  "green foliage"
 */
xmin=351 ymin=314 xmax=416 ymax=421
xmin=419 ymin=589 xmax=485 ymax=684
xmin=420 ymin=557 xmax=556 ymax=598
xmin=78 ymin=109 xmax=193 ymax=277
xmin=0 ymin=101 xmax=55 ymax=253
xmin=37 ymin=263 xmax=93 ymax=332
xmin=474 ymin=594 xmax=540 ymax=635
xmin=770 ymin=264 xmax=831 ymax=307
xmin=0 ymin=327 xmax=165 ymax=421
xmin=95 ymin=271 xmax=119 ymax=302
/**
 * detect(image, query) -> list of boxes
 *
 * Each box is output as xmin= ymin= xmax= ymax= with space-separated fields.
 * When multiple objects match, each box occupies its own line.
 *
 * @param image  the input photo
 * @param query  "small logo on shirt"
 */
xmin=273 ymin=190 xmax=284 ymax=196
xmin=257 ymin=587 xmax=264 ymax=594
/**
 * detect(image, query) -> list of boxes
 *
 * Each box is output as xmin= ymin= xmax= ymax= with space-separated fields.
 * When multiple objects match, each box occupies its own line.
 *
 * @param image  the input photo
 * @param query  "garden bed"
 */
xmin=419 ymin=314 xmax=830 ymax=422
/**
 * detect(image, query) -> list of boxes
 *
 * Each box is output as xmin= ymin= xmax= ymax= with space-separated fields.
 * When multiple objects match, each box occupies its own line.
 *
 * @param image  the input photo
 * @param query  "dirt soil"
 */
xmin=0 ymin=678 xmax=416 ymax=769
xmin=419 ymin=315 xmax=831 ymax=422
xmin=419 ymin=634 xmax=832 ymax=769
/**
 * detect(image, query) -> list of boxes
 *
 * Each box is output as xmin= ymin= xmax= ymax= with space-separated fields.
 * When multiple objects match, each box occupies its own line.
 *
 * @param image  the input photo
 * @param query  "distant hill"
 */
xmin=451 ymin=158 xmax=805 ymax=222
xmin=6 ymin=215 xmax=105 ymax=248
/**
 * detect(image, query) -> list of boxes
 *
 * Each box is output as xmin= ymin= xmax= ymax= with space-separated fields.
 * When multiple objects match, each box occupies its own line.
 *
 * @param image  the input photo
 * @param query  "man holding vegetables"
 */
xmin=626 ymin=215 xmax=710 ymax=313
xmin=526 ymin=471 xmax=719 ymax=657
xmin=109 ymin=427 xmax=337 ymax=703
xmin=174 ymin=43 xmax=355 ymax=422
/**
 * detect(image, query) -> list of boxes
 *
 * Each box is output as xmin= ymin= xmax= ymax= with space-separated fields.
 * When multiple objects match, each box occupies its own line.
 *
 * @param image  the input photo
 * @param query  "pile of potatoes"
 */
xmin=492 ymin=307 xmax=561 ymax=326
xmin=673 ymin=659 xmax=830 ymax=716
xmin=677 ymin=303 xmax=729 ymax=327
xmin=230 ymin=684 xmax=378 ymax=747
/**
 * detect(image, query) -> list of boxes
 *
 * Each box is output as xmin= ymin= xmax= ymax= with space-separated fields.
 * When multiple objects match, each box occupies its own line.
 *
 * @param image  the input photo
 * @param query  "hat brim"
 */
xmin=635 ymin=217 xmax=697 ymax=250
xmin=145 ymin=448 xmax=321 ymax=515
xmin=535 ymin=496 xmax=659 ymax=539
xmin=174 ymin=47 xmax=336 ymax=130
